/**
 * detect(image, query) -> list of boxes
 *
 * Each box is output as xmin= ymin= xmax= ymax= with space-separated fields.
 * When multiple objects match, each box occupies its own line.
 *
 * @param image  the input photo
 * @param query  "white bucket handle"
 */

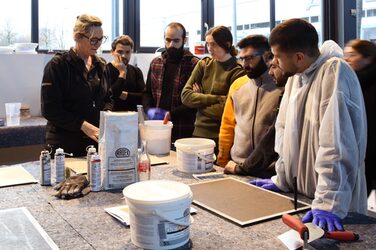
xmin=178 ymin=147 xmax=216 ymax=163
xmin=152 ymin=210 xmax=194 ymax=226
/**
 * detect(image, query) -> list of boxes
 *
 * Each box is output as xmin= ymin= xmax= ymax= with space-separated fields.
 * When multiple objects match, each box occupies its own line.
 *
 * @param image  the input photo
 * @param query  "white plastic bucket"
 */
xmin=123 ymin=180 xmax=192 ymax=250
xmin=140 ymin=120 xmax=173 ymax=155
xmin=174 ymin=138 xmax=216 ymax=173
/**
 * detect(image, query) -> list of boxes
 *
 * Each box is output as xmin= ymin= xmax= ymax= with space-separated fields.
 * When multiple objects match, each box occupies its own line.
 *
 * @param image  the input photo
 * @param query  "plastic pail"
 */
xmin=174 ymin=138 xmax=216 ymax=173
xmin=140 ymin=120 xmax=173 ymax=155
xmin=123 ymin=180 xmax=192 ymax=250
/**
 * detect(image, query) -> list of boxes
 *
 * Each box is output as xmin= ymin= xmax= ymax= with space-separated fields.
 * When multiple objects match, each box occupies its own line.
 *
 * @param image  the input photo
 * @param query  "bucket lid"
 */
xmin=174 ymin=138 xmax=215 ymax=151
xmin=123 ymin=180 xmax=192 ymax=204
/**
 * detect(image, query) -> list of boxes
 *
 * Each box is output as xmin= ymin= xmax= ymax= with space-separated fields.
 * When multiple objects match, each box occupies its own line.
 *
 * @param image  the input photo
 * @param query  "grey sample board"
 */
xmin=0 ymin=207 xmax=59 ymax=250
xmin=0 ymin=165 xmax=38 ymax=187
xmin=190 ymin=177 xmax=310 ymax=226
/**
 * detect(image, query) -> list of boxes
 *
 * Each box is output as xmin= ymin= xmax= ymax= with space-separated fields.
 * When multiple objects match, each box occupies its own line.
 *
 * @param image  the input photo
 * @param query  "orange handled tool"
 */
xmin=163 ymin=112 xmax=170 ymax=125
xmin=282 ymin=214 xmax=309 ymax=245
xmin=324 ymin=231 xmax=359 ymax=241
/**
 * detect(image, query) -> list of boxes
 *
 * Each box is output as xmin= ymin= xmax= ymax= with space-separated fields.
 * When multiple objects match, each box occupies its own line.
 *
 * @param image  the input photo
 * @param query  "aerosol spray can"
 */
xmin=90 ymin=153 xmax=101 ymax=192
xmin=86 ymin=145 xmax=96 ymax=182
xmin=40 ymin=150 xmax=51 ymax=186
xmin=54 ymin=148 xmax=66 ymax=183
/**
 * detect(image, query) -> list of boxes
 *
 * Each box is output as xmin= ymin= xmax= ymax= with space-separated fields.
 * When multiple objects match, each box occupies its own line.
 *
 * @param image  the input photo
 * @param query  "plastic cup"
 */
xmin=194 ymin=41 xmax=206 ymax=55
xmin=5 ymin=102 xmax=21 ymax=126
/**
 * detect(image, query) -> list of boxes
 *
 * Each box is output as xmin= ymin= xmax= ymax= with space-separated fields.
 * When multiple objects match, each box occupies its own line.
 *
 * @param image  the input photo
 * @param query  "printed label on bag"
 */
xmin=108 ymin=156 xmax=135 ymax=170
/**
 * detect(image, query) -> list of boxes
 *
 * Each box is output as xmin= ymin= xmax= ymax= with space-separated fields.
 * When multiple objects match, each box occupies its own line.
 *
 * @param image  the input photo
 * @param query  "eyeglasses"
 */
xmin=80 ymin=33 xmax=108 ymax=45
xmin=238 ymin=52 xmax=263 ymax=62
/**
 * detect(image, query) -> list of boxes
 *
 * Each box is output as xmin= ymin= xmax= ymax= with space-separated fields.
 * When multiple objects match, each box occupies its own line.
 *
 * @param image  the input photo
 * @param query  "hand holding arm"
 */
xmin=193 ymin=83 xmax=202 ymax=93
xmin=217 ymin=95 xmax=227 ymax=104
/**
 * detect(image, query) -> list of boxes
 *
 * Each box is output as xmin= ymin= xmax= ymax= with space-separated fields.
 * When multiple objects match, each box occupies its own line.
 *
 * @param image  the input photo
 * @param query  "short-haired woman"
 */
xmin=41 ymin=14 xmax=112 ymax=156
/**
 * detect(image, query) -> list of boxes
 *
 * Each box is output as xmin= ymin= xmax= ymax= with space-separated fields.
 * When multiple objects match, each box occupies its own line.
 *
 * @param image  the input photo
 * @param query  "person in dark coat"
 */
xmin=41 ymin=14 xmax=112 ymax=157
xmin=105 ymin=35 xmax=145 ymax=111
xmin=344 ymin=39 xmax=376 ymax=196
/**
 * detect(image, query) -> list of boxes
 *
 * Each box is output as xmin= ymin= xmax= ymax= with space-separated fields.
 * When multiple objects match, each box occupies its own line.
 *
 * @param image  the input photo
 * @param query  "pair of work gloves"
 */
xmin=54 ymin=174 xmax=90 ymax=200
xmin=249 ymin=179 xmax=344 ymax=232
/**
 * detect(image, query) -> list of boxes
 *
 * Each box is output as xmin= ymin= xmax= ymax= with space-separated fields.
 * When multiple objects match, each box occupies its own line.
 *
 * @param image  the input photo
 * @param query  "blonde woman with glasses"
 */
xmin=41 ymin=14 xmax=113 ymax=157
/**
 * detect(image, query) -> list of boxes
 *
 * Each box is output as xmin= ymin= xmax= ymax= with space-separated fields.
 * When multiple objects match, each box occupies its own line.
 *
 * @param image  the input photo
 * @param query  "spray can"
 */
xmin=40 ymin=150 xmax=51 ymax=186
xmin=90 ymin=153 xmax=101 ymax=192
xmin=86 ymin=145 xmax=96 ymax=182
xmin=54 ymin=148 xmax=66 ymax=183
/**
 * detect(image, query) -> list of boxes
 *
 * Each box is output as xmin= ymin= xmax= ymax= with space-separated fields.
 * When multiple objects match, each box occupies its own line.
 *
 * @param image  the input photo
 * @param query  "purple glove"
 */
xmin=249 ymin=179 xmax=281 ymax=192
xmin=147 ymin=108 xmax=167 ymax=120
xmin=302 ymin=209 xmax=344 ymax=232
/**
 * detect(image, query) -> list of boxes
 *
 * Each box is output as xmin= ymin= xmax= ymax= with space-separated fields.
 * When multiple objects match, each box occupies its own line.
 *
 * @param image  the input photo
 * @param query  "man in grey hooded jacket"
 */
xmin=251 ymin=19 xmax=367 ymax=232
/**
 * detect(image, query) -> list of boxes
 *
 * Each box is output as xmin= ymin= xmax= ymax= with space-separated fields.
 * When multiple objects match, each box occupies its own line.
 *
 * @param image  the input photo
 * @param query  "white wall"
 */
xmin=0 ymin=53 xmax=155 ymax=117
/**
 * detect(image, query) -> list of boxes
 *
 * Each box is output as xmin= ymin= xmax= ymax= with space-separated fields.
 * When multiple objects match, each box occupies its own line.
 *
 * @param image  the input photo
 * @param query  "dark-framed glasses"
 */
xmin=80 ymin=33 xmax=108 ymax=45
xmin=238 ymin=52 xmax=263 ymax=62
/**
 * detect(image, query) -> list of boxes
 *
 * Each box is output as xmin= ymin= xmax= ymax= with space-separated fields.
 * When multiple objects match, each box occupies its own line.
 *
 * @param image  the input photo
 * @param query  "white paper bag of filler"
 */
xmin=99 ymin=111 xmax=138 ymax=190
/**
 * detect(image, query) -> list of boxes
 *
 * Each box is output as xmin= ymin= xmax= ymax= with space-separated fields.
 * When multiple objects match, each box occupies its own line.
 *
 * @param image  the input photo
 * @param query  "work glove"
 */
xmin=54 ymin=175 xmax=90 ymax=199
xmin=302 ymin=209 xmax=344 ymax=232
xmin=249 ymin=178 xmax=281 ymax=192
xmin=147 ymin=108 xmax=167 ymax=120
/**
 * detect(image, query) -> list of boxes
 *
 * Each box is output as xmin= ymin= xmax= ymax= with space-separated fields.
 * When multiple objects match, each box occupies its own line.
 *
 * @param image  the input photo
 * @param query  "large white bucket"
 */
xmin=140 ymin=120 xmax=173 ymax=155
xmin=174 ymin=138 xmax=216 ymax=173
xmin=123 ymin=180 xmax=192 ymax=250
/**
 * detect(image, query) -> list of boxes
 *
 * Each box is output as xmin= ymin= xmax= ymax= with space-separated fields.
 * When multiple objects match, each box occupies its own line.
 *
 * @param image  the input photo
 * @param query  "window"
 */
xmin=38 ymin=0 xmax=121 ymax=51
xmin=275 ymin=0 xmax=322 ymax=43
xmin=139 ymin=0 xmax=201 ymax=51
xmin=214 ymin=0 xmax=270 ymax=45
xmin=0 ymin=0 xmax=31 ymax=46
xmin=358 ymin=0 xmax=376 ymax=41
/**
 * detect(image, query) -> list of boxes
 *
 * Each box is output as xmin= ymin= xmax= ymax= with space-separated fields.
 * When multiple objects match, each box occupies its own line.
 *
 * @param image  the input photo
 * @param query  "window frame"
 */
xmin=131 ymin=0 xmax=214 ymax=53
xmin=29 ymin=0 xmax=355 ymax=53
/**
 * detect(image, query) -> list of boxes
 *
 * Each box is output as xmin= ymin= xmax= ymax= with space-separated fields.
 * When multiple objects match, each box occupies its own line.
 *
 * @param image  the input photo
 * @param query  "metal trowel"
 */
xmin=278 ymin=214 xmax=359 ymax=250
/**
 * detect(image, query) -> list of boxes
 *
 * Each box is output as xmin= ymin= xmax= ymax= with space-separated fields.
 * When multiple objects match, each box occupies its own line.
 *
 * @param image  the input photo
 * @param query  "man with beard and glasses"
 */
xmin=143 ymin=22 xmax=199 ymax=142
xmin=105 ymin=35 xmax=145 ymax=111
xmin=250 ymin=19 xmax=367 ymax=232
xmin=217 ymin=35 xmax=284 ymax=178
